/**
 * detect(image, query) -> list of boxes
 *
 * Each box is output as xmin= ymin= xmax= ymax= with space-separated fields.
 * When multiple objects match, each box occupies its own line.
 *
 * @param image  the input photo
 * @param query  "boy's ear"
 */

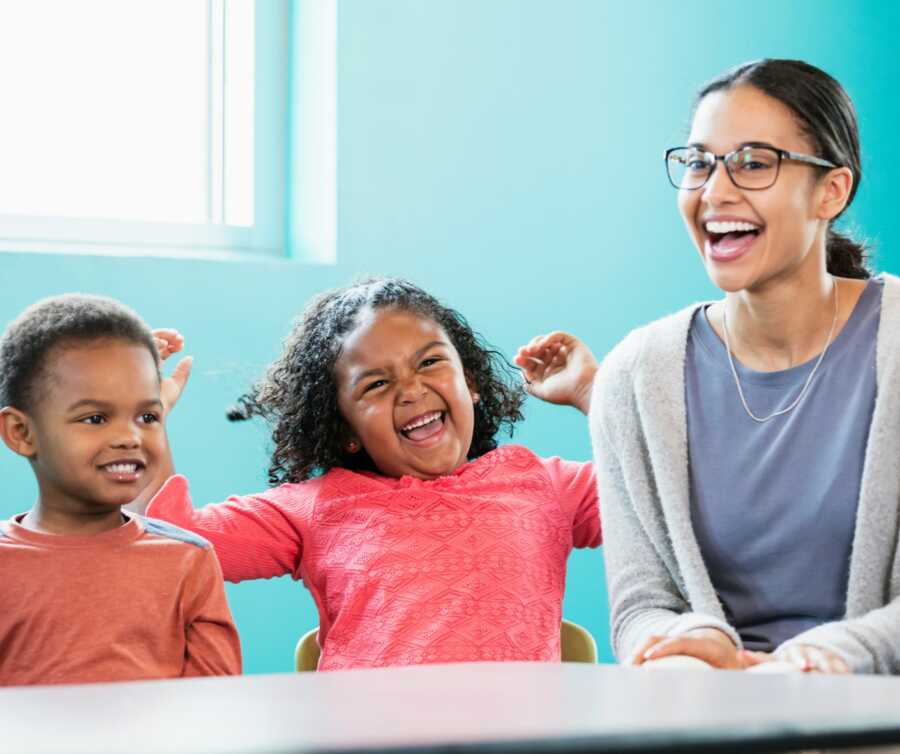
xmin=0 ymin=407 xmax=38 ymax=458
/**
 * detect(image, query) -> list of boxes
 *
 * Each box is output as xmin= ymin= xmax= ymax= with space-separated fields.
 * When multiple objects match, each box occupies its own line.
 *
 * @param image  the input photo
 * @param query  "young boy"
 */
xmin=0 ymin=294 xmax=241 ymax=686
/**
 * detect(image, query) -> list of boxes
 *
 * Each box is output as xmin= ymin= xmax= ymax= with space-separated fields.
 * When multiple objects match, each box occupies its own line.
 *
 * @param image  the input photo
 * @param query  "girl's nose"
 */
xmin=397 ymin=375 xmax=427 ymax=403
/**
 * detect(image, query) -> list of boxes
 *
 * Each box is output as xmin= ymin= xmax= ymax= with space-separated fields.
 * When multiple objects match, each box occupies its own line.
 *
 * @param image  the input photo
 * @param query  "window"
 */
xmin=0 ymin=0 xmax=288 ymax=259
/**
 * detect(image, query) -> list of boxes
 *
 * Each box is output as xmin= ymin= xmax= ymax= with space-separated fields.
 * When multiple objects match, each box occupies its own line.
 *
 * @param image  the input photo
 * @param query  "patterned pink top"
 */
xmin=147 ymin=445 xmax=600 ymax=670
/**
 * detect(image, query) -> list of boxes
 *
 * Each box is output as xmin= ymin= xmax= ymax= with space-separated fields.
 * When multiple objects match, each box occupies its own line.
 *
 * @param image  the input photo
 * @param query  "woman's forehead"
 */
xmin=689 ymin=85 xmax=812 ymax=154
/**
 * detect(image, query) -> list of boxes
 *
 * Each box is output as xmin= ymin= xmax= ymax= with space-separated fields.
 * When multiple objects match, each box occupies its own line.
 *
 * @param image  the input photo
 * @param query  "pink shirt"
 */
xmin=148 ymin=445 xmax=600 ymax=670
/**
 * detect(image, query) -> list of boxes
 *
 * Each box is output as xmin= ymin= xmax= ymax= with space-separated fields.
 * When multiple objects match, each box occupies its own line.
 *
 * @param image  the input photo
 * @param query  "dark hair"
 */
xmin=0 ymin=294 xmax=159 ymax=412
xmin=229 ymin=277 xmax=525 ymax=484
xmin=698 ymin=59 xmax=869 ymax=279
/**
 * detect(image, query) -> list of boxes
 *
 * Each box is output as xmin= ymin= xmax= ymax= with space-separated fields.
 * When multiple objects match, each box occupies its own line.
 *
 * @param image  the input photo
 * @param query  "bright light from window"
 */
xmin=0 ymin=0 xmax=210 ymax=224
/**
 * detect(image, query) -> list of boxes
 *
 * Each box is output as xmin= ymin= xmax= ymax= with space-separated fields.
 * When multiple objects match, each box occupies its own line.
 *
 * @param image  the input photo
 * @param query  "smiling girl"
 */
xmin=135 ymin=278 xmax=601 ymax=670
xmin=519 ymin=59 xmax=900 ymax=675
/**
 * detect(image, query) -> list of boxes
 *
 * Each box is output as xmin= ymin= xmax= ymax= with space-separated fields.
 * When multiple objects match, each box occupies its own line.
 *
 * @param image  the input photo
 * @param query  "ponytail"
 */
xmin=826 ymin=226 xmax=870 ymax=280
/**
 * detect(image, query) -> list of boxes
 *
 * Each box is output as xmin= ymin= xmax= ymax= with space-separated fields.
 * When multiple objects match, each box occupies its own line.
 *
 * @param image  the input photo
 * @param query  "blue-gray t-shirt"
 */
xmin=686 ymin=278 xmax=882 ymax=651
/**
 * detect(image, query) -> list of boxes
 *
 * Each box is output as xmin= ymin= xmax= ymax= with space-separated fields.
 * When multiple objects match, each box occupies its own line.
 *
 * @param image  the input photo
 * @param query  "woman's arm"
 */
xmin=590 ymin=339 xmax=742 ymax=665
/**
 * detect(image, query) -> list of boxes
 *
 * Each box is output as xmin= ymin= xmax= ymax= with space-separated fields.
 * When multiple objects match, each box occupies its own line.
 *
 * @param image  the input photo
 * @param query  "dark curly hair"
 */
xmin=0 ymin=293 xmax=159 ymax=412
xmin=229 ymin=277 xmax=526 ymax=484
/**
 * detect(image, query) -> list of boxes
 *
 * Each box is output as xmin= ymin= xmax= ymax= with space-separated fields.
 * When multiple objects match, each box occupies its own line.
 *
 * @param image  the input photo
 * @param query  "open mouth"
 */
xmin=399 ymin=410 xmax=446 ymax=443
xmin=705 ymin=220 xmax=762 ymax=259
xmin=99 ymin=460 xmax=146 ymax=482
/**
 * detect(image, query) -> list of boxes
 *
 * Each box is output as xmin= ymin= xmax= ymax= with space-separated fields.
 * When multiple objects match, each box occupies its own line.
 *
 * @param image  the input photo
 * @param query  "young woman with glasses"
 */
xmin=517 ymin=59 xmax=900 ymax=674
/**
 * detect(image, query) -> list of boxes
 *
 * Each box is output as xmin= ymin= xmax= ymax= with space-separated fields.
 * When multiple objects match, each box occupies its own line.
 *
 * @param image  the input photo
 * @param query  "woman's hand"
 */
xmin=740 ymin=645 xmax=851 ymax=674
xmin=152 ymin=328 xmax=193 ymax=416
xmin=630 ymin=628 xmax=743 ymax=669
xmin=513 ymin=332 xmax=599 ymax=415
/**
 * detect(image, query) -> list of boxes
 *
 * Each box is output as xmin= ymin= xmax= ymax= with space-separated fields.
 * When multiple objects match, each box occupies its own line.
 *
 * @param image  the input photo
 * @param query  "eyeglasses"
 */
xmin=664 ymin=145 xmax=838 ymax=191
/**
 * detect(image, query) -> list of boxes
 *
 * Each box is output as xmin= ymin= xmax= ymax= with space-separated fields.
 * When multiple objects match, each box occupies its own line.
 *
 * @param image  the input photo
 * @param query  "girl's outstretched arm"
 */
xmin=514 ymin=332 xmax=599 ymax=414
xmin=126 ymin=328 xmax=192 ymax=515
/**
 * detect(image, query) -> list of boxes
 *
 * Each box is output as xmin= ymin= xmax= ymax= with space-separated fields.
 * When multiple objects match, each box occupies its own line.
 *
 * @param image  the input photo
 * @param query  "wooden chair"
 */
xmin=295 ymin=618 xmax=597 ymax=671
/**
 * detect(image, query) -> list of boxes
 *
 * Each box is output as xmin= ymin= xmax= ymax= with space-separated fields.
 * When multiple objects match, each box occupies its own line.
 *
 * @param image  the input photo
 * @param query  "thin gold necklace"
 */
xmin=721 ymin=277 xmax=839 ymax=423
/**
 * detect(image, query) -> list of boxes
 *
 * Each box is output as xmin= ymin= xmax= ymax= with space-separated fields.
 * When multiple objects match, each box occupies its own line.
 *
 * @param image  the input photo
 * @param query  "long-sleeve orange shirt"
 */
xmin=0 ymin=512 xmax=241 ymax=686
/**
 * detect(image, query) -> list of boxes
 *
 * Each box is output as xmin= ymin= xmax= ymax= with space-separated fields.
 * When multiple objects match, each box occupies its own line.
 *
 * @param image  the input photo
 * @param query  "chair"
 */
xmin=294 ymin=618 xmax=597 ymax=671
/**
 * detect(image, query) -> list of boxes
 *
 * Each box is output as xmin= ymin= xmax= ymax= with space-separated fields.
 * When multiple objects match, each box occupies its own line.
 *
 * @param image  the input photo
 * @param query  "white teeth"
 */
xmin=401 ymin=411 xmax=442 ymax=432
xmin=105 ymin=463 xmax=138 ymax=474
xmin=706 ymin=220 xmax=760 ymax=234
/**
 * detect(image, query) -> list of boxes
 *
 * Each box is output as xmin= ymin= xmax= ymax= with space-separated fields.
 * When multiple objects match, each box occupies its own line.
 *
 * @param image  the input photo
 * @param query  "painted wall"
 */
xmin=1 ymin=0 xmax=898 ymax=672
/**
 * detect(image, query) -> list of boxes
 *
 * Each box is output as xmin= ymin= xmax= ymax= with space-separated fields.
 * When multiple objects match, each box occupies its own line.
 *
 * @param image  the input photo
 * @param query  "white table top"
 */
xmin=3 ymin=662 xmax=900 ymax=754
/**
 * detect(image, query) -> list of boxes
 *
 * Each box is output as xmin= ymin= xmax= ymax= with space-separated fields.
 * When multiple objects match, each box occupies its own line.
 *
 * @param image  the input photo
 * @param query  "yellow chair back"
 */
xmin=294 ymin=618 xmax=597 ymax=671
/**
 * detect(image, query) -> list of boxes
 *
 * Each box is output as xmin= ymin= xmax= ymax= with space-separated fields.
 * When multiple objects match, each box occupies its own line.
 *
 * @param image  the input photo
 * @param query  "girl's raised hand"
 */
xmin=514 ymin=332 xmax=599 ymax=415
xmin=152 ymin=328 xmax=193 ymax=416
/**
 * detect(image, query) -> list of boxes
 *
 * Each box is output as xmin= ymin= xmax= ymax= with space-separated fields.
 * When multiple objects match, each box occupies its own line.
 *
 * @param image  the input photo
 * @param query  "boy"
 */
xmin=0 ymin=294 xmax=241 ymax=685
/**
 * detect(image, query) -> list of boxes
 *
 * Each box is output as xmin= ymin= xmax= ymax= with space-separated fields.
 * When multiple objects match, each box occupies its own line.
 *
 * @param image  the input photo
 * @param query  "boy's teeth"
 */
xmin=105 ymin=463 xmax=138 ymax=473
xmin=706 ymin=220 xmax=759 ymax=234
xmin=402 ymin=411 xmax=442 ymax=432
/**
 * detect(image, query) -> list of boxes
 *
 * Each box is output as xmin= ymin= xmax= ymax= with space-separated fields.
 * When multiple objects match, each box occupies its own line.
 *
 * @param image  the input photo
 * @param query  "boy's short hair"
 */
xmin=0 ymin=294 xmax=159 ymax=412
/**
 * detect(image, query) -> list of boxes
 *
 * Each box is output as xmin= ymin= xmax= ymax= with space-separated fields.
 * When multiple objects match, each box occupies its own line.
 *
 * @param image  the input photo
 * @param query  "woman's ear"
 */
xmin=817 ymin=166 xmax=854 ymax=221
xmin=0 ymin=407 xmax=38 ymax=458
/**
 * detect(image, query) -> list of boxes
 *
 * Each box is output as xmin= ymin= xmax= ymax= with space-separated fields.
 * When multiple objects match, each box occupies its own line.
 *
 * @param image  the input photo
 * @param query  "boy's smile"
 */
xmin=16 ymin=339 xmax=166 ymax=533
xmin=335 ymin=308 xmax=478 ymax=480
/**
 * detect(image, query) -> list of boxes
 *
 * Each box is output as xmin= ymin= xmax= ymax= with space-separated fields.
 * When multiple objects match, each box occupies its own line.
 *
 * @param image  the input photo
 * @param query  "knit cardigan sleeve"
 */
xmin=590 ymin=327 xmax=741 ymax=662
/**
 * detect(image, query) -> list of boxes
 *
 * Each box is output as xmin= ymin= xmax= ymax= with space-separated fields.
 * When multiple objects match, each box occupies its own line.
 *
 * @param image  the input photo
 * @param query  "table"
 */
xmin=3 ymin=662 xmax=900 ymax=754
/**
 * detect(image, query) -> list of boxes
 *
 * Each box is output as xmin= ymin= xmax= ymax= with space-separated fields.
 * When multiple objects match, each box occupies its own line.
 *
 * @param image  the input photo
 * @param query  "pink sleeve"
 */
xmin=541 ymin=457 xmax=601 ymax=549
xmin=146 ymin=475 xmax=307 ymax=583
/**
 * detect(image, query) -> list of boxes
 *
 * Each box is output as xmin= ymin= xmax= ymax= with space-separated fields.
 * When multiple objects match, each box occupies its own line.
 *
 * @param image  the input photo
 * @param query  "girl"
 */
xmin=519 ymin=59 xmax=900 ymax=675
xmin=139 ymin=278 xmax=600 ymax=671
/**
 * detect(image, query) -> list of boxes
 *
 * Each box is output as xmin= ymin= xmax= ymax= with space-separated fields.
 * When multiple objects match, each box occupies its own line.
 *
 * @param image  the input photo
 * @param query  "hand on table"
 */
xmin=513 ymin=332 xmax=598 ymax=415
xmin=740 ymin=644 xmax=851 ymax=674
xmin=629 ymin=628 xmax=743 ymax=670
xmin=152 ymin=328 xmax=193 ymax=416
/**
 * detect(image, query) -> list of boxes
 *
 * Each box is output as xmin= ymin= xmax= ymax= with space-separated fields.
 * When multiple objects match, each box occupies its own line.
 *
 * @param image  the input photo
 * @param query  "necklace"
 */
xmin=721 ymin=277 xmax=839 ymax=423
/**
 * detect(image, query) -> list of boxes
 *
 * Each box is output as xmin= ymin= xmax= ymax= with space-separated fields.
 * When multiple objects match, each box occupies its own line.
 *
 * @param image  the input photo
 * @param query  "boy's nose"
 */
xmin=110 ymin=423 xmax=141 ymax=448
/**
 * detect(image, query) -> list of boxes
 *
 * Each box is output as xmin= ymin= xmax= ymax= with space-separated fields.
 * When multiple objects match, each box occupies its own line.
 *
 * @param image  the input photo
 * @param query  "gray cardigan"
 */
xmin=590 ymin=274 xmax=900 ymax=674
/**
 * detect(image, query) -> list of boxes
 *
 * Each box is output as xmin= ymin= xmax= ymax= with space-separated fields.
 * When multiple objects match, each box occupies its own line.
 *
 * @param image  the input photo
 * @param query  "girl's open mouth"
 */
xmin=399 ymin=411 xmax=446 ymax=442
xmin=98 ymin=460 xmax=146 ymax=483
xmin=705 ymin=220 xmax=762 ymax=261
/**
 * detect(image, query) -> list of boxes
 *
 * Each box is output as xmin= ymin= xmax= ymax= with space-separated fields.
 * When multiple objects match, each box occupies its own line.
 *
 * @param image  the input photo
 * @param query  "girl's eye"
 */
xmin=364 ymin=379 xmax=388 ymax=393
xmin=80 ymin=414 xmax=105 ymax=425
xmin=139 ymin=412 xmax=160 ymax=424
xmin=420 ymin=357 xmax=442 ymax=368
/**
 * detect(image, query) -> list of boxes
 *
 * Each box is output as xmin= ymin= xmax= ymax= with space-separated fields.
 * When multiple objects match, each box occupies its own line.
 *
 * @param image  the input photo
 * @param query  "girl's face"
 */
xmin=334 ymin=307 xmax=478 ymax=480
xmin=678 ymin=85 xmax=836 ymax=293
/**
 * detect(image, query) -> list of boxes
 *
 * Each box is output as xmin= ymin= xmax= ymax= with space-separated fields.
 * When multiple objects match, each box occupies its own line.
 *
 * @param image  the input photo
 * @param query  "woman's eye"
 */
xmin=686 ymin=159 xmax=708 ymax=171
xmin=80 ymin=414 xmax=105 ymax=425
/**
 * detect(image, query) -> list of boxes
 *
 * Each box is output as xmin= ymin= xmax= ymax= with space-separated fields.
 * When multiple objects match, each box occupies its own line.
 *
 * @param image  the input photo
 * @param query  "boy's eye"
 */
xmin=80 ymin=414 xmax=106 ymax=425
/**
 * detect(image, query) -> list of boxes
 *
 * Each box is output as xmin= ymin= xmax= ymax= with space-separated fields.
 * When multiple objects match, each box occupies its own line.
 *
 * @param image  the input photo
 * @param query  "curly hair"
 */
xmin=0 ymin=293 xmax=158 ymax=412
xmin=229 ymin=278 xmax=526 ymax=484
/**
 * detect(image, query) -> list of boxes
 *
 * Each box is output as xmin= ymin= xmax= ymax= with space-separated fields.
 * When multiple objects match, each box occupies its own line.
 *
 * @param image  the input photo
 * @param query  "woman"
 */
xmin=518 ymin=59 xmax=900 ymax=674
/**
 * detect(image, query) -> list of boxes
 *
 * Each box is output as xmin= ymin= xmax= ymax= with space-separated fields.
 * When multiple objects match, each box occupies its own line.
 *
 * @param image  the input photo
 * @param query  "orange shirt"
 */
xmin=0 ymin=513 xmax=241 ymax=686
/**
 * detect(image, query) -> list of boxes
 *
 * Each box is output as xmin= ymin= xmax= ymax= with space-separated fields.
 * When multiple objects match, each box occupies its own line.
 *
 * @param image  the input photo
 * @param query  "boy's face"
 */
xmin=19 ymin=338 xmax=166 ymax=515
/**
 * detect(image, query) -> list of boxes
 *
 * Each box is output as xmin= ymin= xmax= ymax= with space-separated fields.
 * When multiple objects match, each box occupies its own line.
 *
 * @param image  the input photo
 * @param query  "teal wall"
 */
xmin=1 ymin=0 xmax=898 ymax=672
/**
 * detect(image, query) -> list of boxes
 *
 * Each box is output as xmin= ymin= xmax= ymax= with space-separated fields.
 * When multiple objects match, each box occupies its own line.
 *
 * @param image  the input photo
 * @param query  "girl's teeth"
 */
xmin=402 ymin=412 xmax=441 ymax=432
xmin=706 ymin=221 xmax=759 ymax=234
xmin=106 ymin=463 xmax=137 ymax=473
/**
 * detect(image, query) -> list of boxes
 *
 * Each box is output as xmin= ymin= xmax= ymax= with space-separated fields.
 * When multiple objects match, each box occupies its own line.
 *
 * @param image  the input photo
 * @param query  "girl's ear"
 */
xmin=817 ymin=166 xmax=854 ymax=221
xmin=0 ymin=407 xmax=38 ymax=458
xmin=464 ymin=372 xmax=480 ymax=405
xmin=344 ymin=437 xmax=361 ymax=454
